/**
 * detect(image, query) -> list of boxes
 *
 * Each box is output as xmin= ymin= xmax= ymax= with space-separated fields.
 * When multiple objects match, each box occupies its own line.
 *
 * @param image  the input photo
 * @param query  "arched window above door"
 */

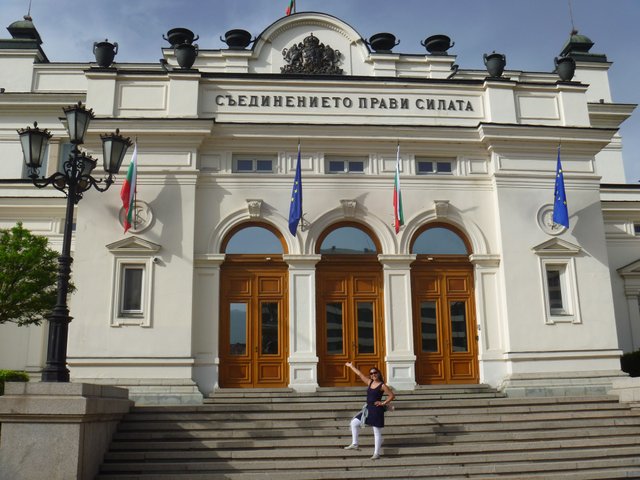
xmin=411 ymin=225 xmax=469 ymax=255
xmin=319 ymin=225 xmax=379 ymax=255
xmin=223 ymin=225 xmax=285 ymax=254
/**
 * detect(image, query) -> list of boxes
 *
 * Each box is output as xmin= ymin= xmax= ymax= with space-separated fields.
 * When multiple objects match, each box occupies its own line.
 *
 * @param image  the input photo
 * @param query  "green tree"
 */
xmin=0 ymin=223 xmax=61 ymax=326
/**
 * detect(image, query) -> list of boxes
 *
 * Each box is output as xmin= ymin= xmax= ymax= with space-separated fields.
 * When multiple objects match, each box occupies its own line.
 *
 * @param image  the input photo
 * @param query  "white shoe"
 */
xmin=343 ymin=444 xmax=359 ymax=450
xmin=371 ymin=454 xmax=381 ymax=460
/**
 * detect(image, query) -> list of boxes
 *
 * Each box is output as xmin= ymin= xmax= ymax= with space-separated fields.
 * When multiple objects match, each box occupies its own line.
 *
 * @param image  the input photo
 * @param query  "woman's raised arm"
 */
xmin=345 ymin=362 xmax=369 ymax=384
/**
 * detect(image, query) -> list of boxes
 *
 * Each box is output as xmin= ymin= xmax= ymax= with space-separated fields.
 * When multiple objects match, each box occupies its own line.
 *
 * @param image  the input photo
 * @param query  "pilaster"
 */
xmin=378 ymin=254 xmax=417 ymax=391
xmin=283 ymin=254 xmax=322 ymax=392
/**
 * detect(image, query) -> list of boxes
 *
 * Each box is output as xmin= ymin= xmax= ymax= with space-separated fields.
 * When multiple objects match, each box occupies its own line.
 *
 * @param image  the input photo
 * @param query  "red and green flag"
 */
xmin=286 ymin=0 xmax=296 ymax=15
xmin=393 ymin=143 xmax=404 ymax=234
xmin=120 ymin=142 xmax=137 ymax=233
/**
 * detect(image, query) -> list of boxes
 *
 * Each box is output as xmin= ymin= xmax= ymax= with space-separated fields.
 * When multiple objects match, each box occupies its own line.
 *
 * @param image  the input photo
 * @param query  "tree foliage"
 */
xmin=0 ymin=223 xmax=60 ymax=326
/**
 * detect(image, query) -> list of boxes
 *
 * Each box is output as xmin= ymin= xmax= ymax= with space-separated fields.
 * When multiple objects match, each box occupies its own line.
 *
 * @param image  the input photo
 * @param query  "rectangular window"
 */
xmin=260 ymin=302 xmax=279 ymax=355
xmin=326 ymin=302 xmax=344 ymax=354
xmin=450 ymin=301 xmax=469 ymax=352
xmin=229 ymin=303 xmax=248 ymax=355
xmin=545 ymin=264 xmax=569 ymax=315
xmin=536 ymin=249 xmax=581 ymax=324
xmin=233 ymin=156 xmax=275 ymax=173
xmin=356 ymin=302 xmax=374 ymax=354
xmin=120 ymin=265 xmax=144 ymax=315
xmin=416 ymin=158 xmax=454 ymax=175
xmin=325 ymin=156 xmax=367 ymax=174
xmin=420 ymin=301 xmax=438 ymax=352
xmin=634 ymin=223 xmax=640 ymax=236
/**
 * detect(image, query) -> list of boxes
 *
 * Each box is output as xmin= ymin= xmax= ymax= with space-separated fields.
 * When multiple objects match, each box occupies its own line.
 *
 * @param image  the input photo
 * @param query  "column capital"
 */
xmin=469 ymin=254 xmax=501 ymax=267
xmin=283 ymin=254 xmax=322 ymax=268
xmin=377 ymin=254 xmax=416 ymax=269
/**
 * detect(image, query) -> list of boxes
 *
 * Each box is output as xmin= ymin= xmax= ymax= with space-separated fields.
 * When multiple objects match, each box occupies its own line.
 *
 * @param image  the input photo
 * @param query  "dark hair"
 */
xmin=369 ymin=367 xmax=384 ymax=383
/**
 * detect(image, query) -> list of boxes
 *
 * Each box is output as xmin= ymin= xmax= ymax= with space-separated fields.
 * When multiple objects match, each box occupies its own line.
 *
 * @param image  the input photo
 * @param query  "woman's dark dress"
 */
xmin=355 ymin=381 xmax=385 ymax=427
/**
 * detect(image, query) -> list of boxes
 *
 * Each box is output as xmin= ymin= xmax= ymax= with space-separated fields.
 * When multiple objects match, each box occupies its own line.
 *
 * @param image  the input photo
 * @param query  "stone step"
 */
xmin=104 ymin=434 xmax=640 ymax=461
xmin=97 ymin=456 xmax=640 ymax=479
xmin=100 ymin=444 xmax=640 ymax=472
xmin=108 ymin=424 xmax=640 ymax=452
xmin=98 ymin=386 xmax=640 ymax=479
xmin=133 ymin=394 xmax=621 ymax=412
xmin=111 ymin=415 xmax=640 ymax=441
xmin=116 ymin=407 xmax=637 ymax=431
xmin=121 ymin=399 xmax=630 ymax=422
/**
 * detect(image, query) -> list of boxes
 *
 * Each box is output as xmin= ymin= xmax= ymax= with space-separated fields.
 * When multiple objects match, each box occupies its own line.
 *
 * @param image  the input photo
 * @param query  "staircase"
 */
xmin=97 ymin=385 xmax=640 ymax=479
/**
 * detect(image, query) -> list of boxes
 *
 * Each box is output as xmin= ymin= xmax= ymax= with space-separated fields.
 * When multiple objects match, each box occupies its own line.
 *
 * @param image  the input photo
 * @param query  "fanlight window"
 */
xmin=224 ymin=226 xmax=284 ymax=254
xmin=412 ymin=227 xmax=468 ymax=255
xmin=320 ymin=227 xmax=378 ymax=255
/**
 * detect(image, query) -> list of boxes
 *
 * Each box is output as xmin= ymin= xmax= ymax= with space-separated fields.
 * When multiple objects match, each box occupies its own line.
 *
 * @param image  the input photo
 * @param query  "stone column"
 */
xmin=469 ymin=254 xmax=505 ymax=387
xmin=378 ymin=254 xmax=417 ymax=391
xmin=193 ymin=254 xmax=225 ymax=395
xmin=283 ymin=254 xmax=322 ymax=392
xmin=0 ymin=382 xmax=132 ymax=480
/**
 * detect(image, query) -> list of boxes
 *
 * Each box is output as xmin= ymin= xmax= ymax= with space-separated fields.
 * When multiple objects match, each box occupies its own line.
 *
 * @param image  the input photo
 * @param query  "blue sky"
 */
xmin=3 ymin=0 xmax=638 ymax=181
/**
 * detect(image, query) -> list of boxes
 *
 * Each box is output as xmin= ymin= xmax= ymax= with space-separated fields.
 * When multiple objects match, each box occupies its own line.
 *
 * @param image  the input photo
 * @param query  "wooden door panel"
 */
xmin=257 ymin=363 xmax=284 ymax=383
xmin=414 ymin=276 xmax=439 ymax=294
xmin=321 ymin=277 xmax=347 ymax=296
xmin=220 ymin=265 xmax=288 ymax=388
xmin=446 ymin=277 xmax=469 ymax=293
xmin=222 ymin=363 xmax=251 ymax=385
xmin=317 ymin=265 xmax=384 ymax=386
xmin=353 ymin=276 xmax=376 ymax=295
xmin=413 ymin=266 xmax=478 ymax=385
xmin=258 ymin=277 xmax=283 ymax=295
xmin=229 ymin=277 xmax=251 ymax=296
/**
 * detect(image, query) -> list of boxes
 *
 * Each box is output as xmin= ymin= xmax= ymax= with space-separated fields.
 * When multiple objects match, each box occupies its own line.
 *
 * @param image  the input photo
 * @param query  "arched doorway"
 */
xmin=219 ymin=223 xmax=289 ymax=388
xmin=411 ymin=223 xmax=479 ymax=384
xmin=316 ymin=223 xmax=385 ymax=386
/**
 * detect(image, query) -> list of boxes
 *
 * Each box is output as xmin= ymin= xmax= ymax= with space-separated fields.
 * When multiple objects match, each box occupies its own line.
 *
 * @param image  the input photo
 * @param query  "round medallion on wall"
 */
xmin=537 ymin=204 xmax=567 ymax=236
xmin=119 ymin=200 xmax=154 ymax=233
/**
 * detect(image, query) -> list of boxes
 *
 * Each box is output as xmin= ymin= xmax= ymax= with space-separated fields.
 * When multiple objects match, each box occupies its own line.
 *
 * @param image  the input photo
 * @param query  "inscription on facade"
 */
xmin=214 ymin=94 xmax=475 ymax=112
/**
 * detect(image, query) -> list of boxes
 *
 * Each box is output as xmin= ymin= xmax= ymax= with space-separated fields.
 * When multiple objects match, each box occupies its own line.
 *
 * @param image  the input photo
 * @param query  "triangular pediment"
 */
xmin=618 ymin=259 xmax=640 ymax=276
xmin=532 ymin=238 xmax=581 ymax=256
xmin=106 ymin=236 xmax=161 ymax=254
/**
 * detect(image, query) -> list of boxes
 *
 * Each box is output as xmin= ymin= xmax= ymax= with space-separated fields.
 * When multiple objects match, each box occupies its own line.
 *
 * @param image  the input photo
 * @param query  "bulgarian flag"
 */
xmin=120 ymin=142 xmax=137 ymax=233
xmin=393 ymin=143 xmax=404 ymax=234
xmin=285 ymin=0 xmax=296 ymax=15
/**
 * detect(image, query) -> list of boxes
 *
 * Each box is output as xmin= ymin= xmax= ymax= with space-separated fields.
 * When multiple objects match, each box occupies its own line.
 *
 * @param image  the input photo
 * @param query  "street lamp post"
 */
xmin=17 ymin=101 xmax=132 ymax=382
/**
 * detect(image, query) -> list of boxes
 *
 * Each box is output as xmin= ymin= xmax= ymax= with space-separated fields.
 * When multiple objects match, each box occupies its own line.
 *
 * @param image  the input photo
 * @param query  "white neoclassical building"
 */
xmin=0 ymin=12 xmax=637 ymax=403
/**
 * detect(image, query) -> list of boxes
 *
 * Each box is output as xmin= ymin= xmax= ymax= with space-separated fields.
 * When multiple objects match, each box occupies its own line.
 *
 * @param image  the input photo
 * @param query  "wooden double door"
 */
xmin=219 ymin=258 xmax=288 ymax=388
xmin=411 ymin=259 xmax=478 ymax=384
xmin=316 ymin=258 xmax=385 ymax=386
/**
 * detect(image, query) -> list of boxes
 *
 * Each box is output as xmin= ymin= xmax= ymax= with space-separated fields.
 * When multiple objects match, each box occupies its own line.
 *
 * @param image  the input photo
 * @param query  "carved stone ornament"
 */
xmin=119 ymin=200 xmax=153 ymax=234
xmin=434 ymin=200 xmax=450 ymax=218
xmin=246 ymin=199 xmax=263 ymax=218
xmin=341 ymin=199 xmax=357 ymax=218
xmin=281 ymin=33 xmax=343 ymax=75
xmin=537 ymin=204 xmax=567 ymax=236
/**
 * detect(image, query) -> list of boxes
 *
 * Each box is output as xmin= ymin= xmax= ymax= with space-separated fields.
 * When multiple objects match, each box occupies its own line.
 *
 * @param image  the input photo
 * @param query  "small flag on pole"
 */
xmin=552 ymin=146 xmax=569 ymax=228
xmin=120 ymin=141 xmax=137 ymax=233
xmin=393 ymin=143 xmax=404 ymax=234
xmin=285 ymin=0 xmax=296 ymax=16
xmin=288 ymin=142 xmax=302 ymax=235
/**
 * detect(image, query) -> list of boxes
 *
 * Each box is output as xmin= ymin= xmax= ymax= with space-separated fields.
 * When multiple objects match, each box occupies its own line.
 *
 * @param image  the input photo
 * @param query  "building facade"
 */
xmin=0 ymin=12 xmax=637 ymax=402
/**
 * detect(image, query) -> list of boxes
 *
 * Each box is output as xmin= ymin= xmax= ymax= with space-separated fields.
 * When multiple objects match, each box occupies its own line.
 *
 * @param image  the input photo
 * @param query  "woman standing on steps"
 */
xmin=343 ymin=362 xmax=395 ymax=460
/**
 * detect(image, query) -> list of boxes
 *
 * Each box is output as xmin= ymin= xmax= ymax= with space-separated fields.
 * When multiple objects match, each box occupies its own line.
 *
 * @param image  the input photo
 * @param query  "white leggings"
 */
xmin=350 ymin=417 xmax=383 ymax=455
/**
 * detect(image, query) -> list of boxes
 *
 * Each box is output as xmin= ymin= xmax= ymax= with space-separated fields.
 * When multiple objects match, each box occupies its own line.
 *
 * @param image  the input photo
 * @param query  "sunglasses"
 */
xmin=369 ymin=371 xmax=378 ymax=375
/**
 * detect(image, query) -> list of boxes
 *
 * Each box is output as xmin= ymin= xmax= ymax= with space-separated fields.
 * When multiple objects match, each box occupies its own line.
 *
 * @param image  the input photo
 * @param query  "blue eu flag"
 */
xmin=553 ymin=148 xmax=569 ymax=228
xmin=288 ymin=144 xmax=302 ymax=235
